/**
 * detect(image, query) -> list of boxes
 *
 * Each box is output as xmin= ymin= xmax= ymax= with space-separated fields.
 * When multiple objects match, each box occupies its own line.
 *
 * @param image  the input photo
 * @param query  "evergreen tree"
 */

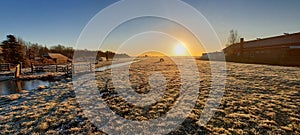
xmin=0 ymin=35 xmax=26 ymax=64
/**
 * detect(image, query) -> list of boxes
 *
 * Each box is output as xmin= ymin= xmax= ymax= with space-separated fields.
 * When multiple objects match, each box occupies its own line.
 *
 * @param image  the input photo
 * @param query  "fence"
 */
xmin=0 ymin=63 xmax=11 ymax=71
xmin=72 ymin=63 xmax=95 ymax=74
xmin=0 ymin=63 xmax=96 ymax=78
xmin=32 ymin=63 xmax=95 ymax=74
xmin=32 ymin=64 xmax=71 ymax=72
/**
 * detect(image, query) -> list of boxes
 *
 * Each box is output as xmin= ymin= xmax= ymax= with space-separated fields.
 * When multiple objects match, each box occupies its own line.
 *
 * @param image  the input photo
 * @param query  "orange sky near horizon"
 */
xmin=96 ymin=17 xmax=207 ymax=57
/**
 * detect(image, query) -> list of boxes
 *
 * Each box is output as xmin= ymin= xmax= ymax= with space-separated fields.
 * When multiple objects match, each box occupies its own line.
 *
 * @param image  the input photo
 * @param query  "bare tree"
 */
xmin=227 ymin=29 xmax=240 ymax=47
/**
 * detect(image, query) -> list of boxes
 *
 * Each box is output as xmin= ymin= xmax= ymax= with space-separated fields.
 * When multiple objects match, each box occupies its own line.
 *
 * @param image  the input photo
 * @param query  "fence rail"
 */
xmin=32 ymin=64 xmax=71 ymax=72
xmin=32 ymin=63 xmax=95 ymax=74
xmin=0 ymin=63 xmax=96 ymax=77
xmin=0 ymin=63 xmax=11 ymax=71
xmin=72 ymin=63 xmax=95 ymax=74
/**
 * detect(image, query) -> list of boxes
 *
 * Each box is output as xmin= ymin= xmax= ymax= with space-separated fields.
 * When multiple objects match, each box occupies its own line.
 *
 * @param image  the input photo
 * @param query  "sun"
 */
xmin=174 ymin=44 xmax=187 ymax=56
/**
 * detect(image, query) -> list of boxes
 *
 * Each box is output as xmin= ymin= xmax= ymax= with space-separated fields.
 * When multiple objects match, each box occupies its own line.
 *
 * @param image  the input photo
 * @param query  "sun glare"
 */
xmin=174 ymin=44 xmax=187 ymax=56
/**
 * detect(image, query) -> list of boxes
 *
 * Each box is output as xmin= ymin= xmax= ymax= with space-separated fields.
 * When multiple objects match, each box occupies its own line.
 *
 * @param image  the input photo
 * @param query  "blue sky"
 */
xmin=0 ymin=0 xmax=118 ymax=46
xmin=0 ymin=0 xmax=300 ymax=55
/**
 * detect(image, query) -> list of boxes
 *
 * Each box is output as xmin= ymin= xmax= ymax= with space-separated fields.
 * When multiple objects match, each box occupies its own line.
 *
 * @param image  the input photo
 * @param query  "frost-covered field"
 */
xmin=0 ymin=57 xmax=299 ymax=134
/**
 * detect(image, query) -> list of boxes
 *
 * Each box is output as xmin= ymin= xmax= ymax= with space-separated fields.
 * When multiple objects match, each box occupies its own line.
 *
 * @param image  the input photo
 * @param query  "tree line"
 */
xmin=0 ymin=34 xmax=128 ymax=66
xmin=0 ymin=35 xmax=75 ymax=66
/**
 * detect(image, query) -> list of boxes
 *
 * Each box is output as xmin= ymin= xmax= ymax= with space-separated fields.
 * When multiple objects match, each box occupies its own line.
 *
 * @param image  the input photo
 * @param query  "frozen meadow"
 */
xmin=0 ymin=57 xmax=299 ymax=134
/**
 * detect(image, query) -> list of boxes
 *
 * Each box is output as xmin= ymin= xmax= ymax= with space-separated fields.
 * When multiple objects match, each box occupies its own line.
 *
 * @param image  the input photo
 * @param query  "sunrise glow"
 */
xmin=174 ymin=44 xmax=188 ymax=56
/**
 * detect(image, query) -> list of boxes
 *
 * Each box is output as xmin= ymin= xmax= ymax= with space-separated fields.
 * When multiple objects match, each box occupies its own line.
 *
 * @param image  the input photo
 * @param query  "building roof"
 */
xmin=44 ymin=53 xmax=72 ymax=62
xmin=243 ymin=32 xmax=300 ymax=48
xmin=225 ymin=32 xmax=300 ymax=50
xmin=246 ymin=32 xmax=300 ymax=43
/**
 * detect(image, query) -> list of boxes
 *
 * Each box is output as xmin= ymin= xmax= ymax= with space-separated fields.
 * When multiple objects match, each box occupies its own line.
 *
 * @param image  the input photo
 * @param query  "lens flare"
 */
xmin=174 ymin=44 xmax=187 ymax=56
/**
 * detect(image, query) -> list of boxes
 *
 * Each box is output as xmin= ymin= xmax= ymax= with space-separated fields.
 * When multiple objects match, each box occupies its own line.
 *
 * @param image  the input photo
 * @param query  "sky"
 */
xmin=0 ymin=0 xmax=300 ymax=56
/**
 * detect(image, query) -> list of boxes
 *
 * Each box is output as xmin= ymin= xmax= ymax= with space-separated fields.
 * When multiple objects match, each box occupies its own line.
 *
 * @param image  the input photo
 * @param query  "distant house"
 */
xmin=199 ymin=52 xmax=225 ymax=61
xmin=44 ymin=53 xmax=72 ymax=64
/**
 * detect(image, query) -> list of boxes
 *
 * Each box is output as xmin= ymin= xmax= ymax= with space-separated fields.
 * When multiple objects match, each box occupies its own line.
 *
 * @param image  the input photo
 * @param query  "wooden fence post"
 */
xmin=8 ymin=63 xmax=11 ymax=71
xmin=72 ymin=64 xmax=75 ymax=75
xmin=31 ymin=62 xmax=34 ymax=72
xmin=56 ymin=64 xmax=58 ymax=72
xmin=66 ymin=64 xmax=69 ymax=73
xmin=15 ymin=64 xmax=21 ymax=79
xmin=19 ymin=62 xmax=22 ymax=74
xmin=90 ymin=63 xmax=92 ymax=72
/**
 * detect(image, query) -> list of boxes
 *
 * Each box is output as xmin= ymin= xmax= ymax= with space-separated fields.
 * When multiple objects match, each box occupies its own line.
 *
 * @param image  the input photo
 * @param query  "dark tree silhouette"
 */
xmin=0 ymin=35 xmax=26 ymax=64
xmin=7 ymin=35 xmax=16 ymax=42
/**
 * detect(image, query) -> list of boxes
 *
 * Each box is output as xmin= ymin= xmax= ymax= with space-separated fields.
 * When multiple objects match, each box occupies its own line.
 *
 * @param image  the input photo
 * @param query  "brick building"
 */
xmin=223 ymin=32 xmax=300 ymax=66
